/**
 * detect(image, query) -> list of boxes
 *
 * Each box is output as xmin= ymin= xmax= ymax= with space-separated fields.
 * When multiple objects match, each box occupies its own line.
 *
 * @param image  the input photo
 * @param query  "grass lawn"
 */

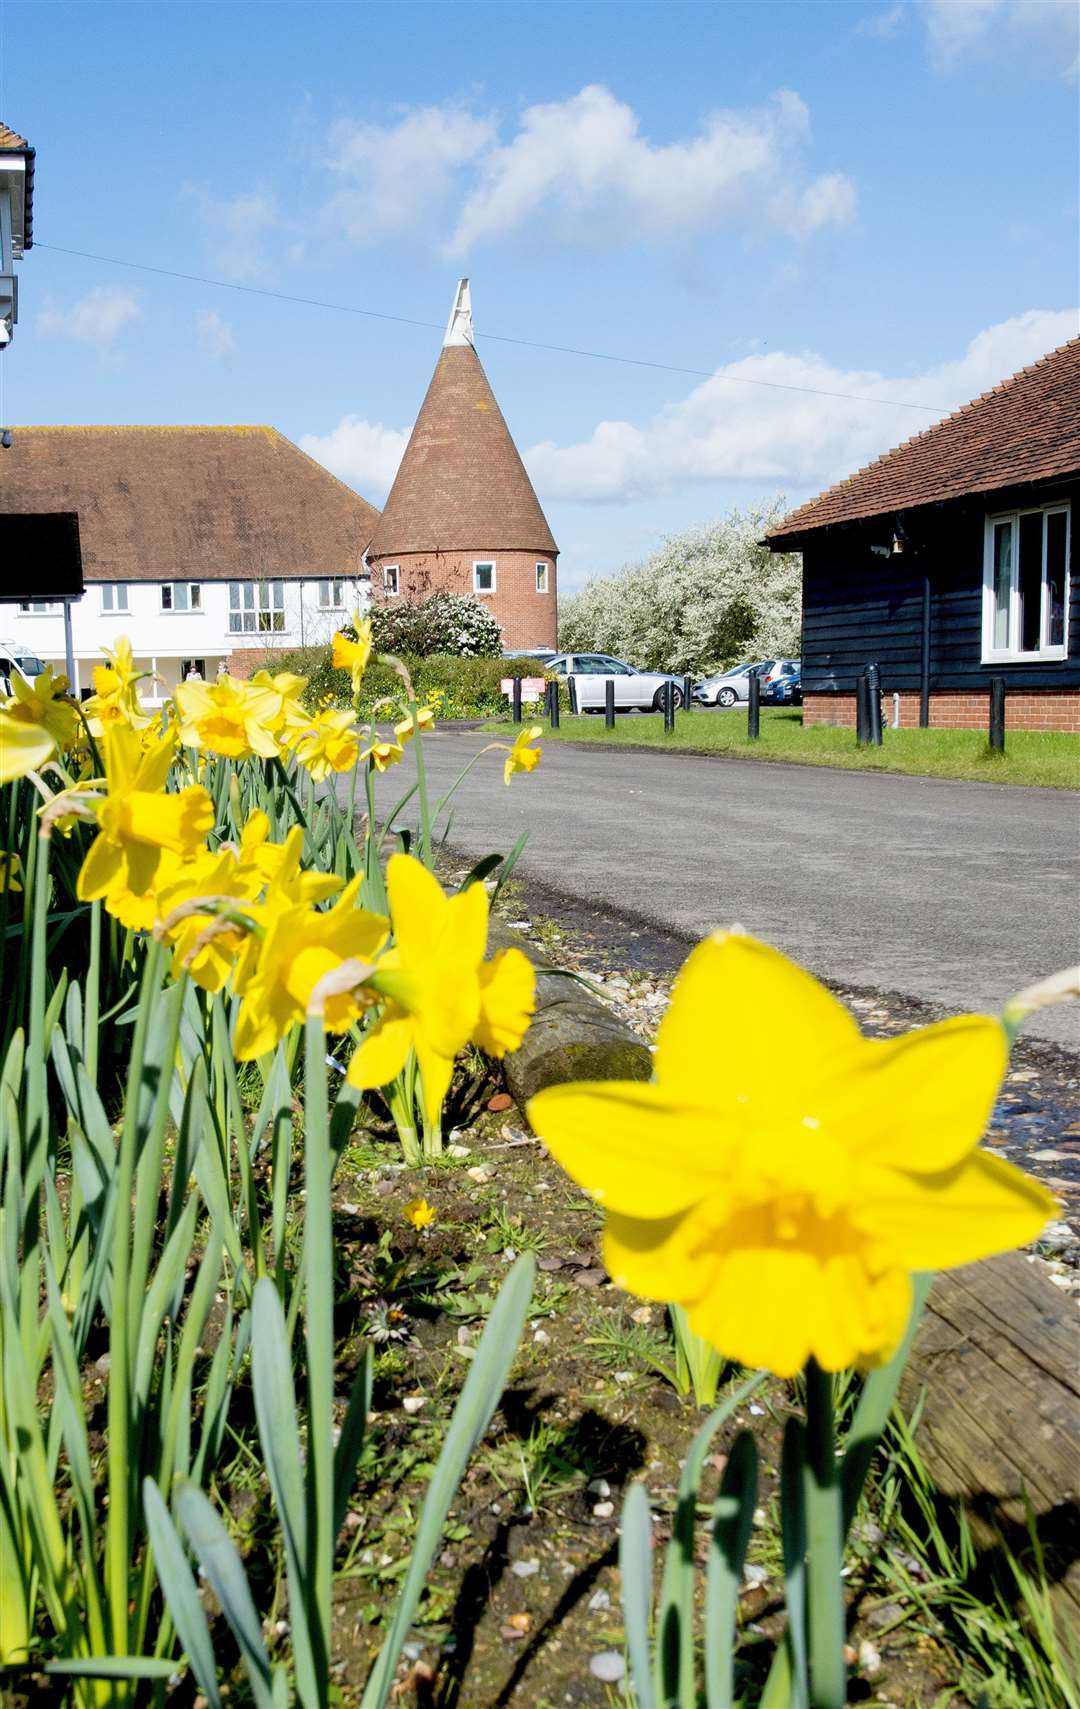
xmin=486 ymin=706 xmax=1080 ymax=788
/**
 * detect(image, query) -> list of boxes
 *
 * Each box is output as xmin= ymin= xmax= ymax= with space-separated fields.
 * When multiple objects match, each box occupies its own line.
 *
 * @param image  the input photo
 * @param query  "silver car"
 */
xmin=694 ymin=659 xmax=791 ymax=708
xmin=548 ymin=653 xmax=686 ymax=712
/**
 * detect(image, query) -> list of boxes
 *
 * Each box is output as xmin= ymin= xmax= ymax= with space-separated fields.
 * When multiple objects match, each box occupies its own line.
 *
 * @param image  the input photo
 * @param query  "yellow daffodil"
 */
xmin=174 ymin=674 xmax=281 ymax=760
xmin=233 ymin=877 xmax=389 ymax=1059
xmin=527 ymin=931 xmax=1055 ymax=1379
xmin=0 ymin=852 xmax=22 ymax=894
xmin=77 ymin=725 xmax=214 ymax=905
xmin=503 ymin=725 xmax=542 ymax=785
xmin=155 ymin=845 xmax=269 ymax=992
xmin=288 ymin=709 xmax=361 ymax=781
xmin=474 ymin=948 xmax=535 ymax=1057
xmin=394 ymin=706 xmax=436 ymax=744
xmin=247 ymin=668 xmax=309 ymax=739
xmin=363 ymin=738 xmax=405 ymax=773
xmin=331 ymin=613 xmax=373 ymax=697
xmin=0 ymin=667 xmax=80 ymax=782
xmin=404 ymin=1198 xmax=436 ymax=1230
xmin=85 ymin=638 xmax=151 ymax=732
xmin=346 ymin=855 xmax=489 ymax=1126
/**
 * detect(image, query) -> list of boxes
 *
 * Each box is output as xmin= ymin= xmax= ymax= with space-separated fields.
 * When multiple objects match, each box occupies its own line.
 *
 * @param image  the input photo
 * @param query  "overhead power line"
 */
xmin=35 ymin=240 xmax=944 ymax=415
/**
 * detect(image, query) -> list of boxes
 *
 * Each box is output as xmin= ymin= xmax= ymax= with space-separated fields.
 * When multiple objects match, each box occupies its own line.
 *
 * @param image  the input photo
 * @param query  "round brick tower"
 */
xmin=365 ymin=281 xmax=558 ymax=651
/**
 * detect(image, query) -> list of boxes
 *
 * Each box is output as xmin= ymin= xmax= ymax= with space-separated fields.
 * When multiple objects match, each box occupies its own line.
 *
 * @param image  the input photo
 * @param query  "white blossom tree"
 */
xmin=558 ymin=499 xmax=801 ymax=674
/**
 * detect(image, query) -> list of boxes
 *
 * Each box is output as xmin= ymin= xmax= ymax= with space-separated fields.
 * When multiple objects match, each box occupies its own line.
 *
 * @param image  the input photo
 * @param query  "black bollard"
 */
xmin=682 ymin=675 xmax=693 ymax=714
xmin=547 ymin=678 xmax=561 ymax=728
xmin=855 ymin=673 xmax=871 ymax=745
xmin=989 ymin=676 xmax=1006 ymax=752
xmin=867 ymin=662 xmax=883 ymax=746
xmin=512 ymin=675 xmax=522 ymax=725
xmin=568 ymin=673 xmax=579 ymax=716
xmin=747 ymin=670 xmax=760 ymax=739
xmin=605 ymin=676 xmax=615 ymax=728
xmin=663 ymin=678 xmax=675 ymax=732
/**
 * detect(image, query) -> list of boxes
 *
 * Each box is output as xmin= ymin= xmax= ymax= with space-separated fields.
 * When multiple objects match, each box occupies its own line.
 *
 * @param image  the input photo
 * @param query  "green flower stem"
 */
xmin=408 ymin=701 xmax=433 ymax=869
xmin=302 ymin=1015 xmax=334 ymax=1698
xmin=803 ymin=1360 xmax=846 ymax=1709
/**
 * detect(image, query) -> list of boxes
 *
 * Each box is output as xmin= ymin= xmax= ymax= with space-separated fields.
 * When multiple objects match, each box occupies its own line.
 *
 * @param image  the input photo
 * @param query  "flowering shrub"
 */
xmin=558 ymin=498 xmax=802 ymax=674
xmin=370 ymin=590 xmax=502 ymax=658
xmin=271 ymin=647 xmax=559 ymax=719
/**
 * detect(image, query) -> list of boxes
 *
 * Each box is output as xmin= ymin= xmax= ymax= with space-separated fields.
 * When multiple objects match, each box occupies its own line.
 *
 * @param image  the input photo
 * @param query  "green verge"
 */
xmin=483 ymin=707 xmax=1080 ymax=789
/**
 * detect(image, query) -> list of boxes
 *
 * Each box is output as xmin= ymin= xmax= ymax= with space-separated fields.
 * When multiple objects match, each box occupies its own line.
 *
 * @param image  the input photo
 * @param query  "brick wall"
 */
xmin=367 ymin=549 xmax=558 ymax=651
xmin=804 ymin=689 xmax=1080 ymax=733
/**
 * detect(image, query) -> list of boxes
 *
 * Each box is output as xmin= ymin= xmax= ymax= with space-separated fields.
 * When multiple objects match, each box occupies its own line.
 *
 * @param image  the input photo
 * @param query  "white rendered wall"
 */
xmin=1 ymin=577 xmax=371 ymax=700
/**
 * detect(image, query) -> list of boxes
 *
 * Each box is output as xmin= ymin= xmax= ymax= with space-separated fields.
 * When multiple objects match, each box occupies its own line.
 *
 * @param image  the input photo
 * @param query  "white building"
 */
xmin=0 ymin=425 xmax=379 ymax=700
xmin=0 ymin=120 xmax=33 ymax=348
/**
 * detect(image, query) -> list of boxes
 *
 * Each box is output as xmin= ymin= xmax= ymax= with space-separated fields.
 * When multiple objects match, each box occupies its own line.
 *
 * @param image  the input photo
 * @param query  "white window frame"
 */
xmin=228 ymin=579 xmax=286 ymax=634
xmin=473 ymin=560 xmax=496 ymax=594
xmin=100 ymin=584 xmax=129 ymax=613
xmin=982 ymin=502 xmax=1070 ymax=664
xmin=160 ymin=582 xmax=203 ymax=614
xmin=535 ymin=562 xmax=549 ymax=593
xmin=317 ymin=577 xmax=346 ymax=610
xmin=17 ymin=600 xmax=62 ymax=615
xmin=383 ymin=565 xmax=400 ymax=597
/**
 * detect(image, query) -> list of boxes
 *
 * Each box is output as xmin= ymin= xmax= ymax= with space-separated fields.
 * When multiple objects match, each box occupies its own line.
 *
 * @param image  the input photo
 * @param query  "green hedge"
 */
xmin=268 ymin=646 xmax=560 ymax=720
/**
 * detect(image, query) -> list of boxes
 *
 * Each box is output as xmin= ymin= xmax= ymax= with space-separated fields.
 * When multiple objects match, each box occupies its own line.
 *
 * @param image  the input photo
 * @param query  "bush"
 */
xmin=558 ymin=499 xmax=802 ymax=675
xmin=369 ymin=592 xmax=502 ymax=659
xmin=270 ymin=646 xmax=555 ymax=720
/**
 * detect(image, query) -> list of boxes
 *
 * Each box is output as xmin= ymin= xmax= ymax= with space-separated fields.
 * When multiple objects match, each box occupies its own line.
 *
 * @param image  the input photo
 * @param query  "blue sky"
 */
xmin=2 ymin=0 xmax=1077 ymax=587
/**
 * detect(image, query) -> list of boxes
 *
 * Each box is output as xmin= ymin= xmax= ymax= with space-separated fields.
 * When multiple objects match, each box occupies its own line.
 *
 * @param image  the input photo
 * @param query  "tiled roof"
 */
xmin=0 ymin=123 xmax=29 ymax=150
xmin=0 ymin=426 xmax=380 ymax=581
xmin=769 ymin=335 xmax=1080 ymax=541
xmin=367 ymin=342 xmax=558 ymax=558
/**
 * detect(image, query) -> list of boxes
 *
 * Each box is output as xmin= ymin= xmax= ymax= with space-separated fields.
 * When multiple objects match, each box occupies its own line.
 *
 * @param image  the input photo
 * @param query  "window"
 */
xmin=228 ymin=580 xmax=285 ymax=633
xmin=473 ymin=561 xmax=496 ymax=593
xmin=983 ymin=504 xmax=1070 ymax=661
xmin=318 ymin=578 xmax=345 ymax=609
xmin=535 ymin=562 xmax=549 ymax=593
xmin=180 ymin=659 xmax=207 ymax=681
xmin=161 ymin=582 xmax=202 ymax=612
xmin=383 ymin=565 xmax=400 ymax=597
xmin=100 ymin=584 xmax=129 ymax=612
xmin=17 ymin=600 xmax=62 ymax=614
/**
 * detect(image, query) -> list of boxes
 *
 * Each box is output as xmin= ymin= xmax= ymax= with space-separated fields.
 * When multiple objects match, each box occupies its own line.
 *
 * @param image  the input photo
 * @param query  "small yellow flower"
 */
xmin=528 ymin=931 xmax=1056 ymax=1379
xmin=175 ymin=674 xmax=281 ymax=760
xmin=503 ymin=725 xmax=542 ymax=786
xmin=364 ymin=739 xmax=405 ymax=773
xmin=404 ymin=1197 xmax=436 ymax=1230
xmin=0 ymin=852 xmax=23 ymax=893
xmin=287 ymin=709 xmax=361 ymax=782
xmin=77 ymin=726 xmax=214 ymax=907
xmin=85 ymin=638 xmax=151 ymax=733
xmin=331 ymin=612 xmax=373 ymax=697
xmin=394 ymin=706 xmax=436 ymax=744
xmin=0 ymin=667 xmax=80 ymax=782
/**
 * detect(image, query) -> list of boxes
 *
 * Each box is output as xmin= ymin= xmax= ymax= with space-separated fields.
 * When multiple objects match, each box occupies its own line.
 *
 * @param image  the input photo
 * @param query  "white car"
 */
xmin=0 ymin=641 xmax=46 ymax=697
xmin=694 ymin=659 xmax=792 ymax=708
xmin=547 ymin=653 xmax=685 ymax=712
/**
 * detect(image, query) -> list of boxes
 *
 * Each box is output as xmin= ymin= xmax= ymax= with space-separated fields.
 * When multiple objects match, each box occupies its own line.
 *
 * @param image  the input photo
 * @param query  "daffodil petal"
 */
xmin=655 ymin=932 xmax=861 ymax=1112
xmin=386 ymin=854 xmax=448 ymax=962
xmin=77 ymin=832 xmax=124 ymax=901
xmin=528 ymin=1081 xmax=734 ymax=1217
xmin=602 ymin=1206 xmax=719 ymax=1303
xmin=416 ymin=1040 xmax=454 ymax=1132
xmin=0 ymin=714 xmax=55 ymax=783
xmin=864 ymin=1150 xmax=1057 ymax=1270
xmin=346 ymin=1012 xmax=414 ymax=1091
xmin=836 ymin=1016 xmax=1008 ymax=1172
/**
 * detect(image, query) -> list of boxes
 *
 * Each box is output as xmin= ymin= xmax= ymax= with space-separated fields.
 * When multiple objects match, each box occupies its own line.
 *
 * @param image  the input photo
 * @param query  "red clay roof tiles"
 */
xmin=769 ymin=335 xmax=1080 ymax=541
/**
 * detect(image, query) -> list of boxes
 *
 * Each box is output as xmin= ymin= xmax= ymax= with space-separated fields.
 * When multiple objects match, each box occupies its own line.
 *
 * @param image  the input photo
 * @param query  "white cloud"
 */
xmin=922 ymin=0 xmax=1079 ymax=78
xmin=324 ymin=106 xmax=495 ymax=242
xmin=190 ymin=189 xmax=284 ymax=281
xmin=448 ymin=85 xmax=855 ymax=252
xmin=299 ymin=415 xmax=410 ymax=498
xmin=196 ymin=308 xmax=235 ymax=360
xmin=524 ymin=307 xmax=1079 ymax=502
xmin=37 ymin=285 xmax=143 ymax=346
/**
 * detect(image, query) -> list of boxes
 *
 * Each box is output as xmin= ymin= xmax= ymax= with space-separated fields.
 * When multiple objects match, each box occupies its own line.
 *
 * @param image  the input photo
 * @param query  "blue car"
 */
xmin=762 ymin=663 xmax=802 ymax=705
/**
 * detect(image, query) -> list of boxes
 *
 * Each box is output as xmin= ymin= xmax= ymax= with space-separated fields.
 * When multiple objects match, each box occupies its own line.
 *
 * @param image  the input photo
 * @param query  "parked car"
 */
xmin=0 ymin=642 xmax=46 ymax=698
xmin=547 ymin=653 xmax=686 ymax=712
xmin=693 ymin=659 xmax=783 ymax=707
xmin=501 ymin=647 xmax=556 ymax=661
xmin=762 ymin=662 xmax=802 ymax=705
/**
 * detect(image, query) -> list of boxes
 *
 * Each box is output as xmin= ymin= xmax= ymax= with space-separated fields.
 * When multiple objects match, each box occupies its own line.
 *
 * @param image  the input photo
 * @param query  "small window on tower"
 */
xmin=384 ymin=566 xmax=400 ymax=597
xmin=535 ymin=563 xmax=548 ymax=593
xmin=473 ymin=561 xmax=496 ymax=594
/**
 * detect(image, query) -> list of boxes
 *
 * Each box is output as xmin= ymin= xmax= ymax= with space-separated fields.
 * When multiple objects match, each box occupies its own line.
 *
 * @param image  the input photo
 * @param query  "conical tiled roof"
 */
xmin=367 ymin=289 xmax=557 ymax=559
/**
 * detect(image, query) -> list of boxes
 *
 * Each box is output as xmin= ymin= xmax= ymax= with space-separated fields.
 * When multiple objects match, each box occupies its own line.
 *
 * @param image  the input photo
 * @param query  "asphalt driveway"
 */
xmin=375 ymin=731 xmax=1080 ymax=1050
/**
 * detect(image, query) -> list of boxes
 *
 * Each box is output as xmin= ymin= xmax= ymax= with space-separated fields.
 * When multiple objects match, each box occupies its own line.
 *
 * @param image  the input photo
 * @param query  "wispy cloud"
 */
xmin=922 ymin=0 xmax=1078 ymax=79
xmin=324 ymin=105 xmax=495 ymax=242
xmin=37 ymin=285 xmax=143 ymax=346
xmin=196 ymin=308 xmax=236 ymax=360
xmin=188 ymin=188 xmax=285 ymax=281
xmin=523 ymin=307 xmax=1079 ymax=502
